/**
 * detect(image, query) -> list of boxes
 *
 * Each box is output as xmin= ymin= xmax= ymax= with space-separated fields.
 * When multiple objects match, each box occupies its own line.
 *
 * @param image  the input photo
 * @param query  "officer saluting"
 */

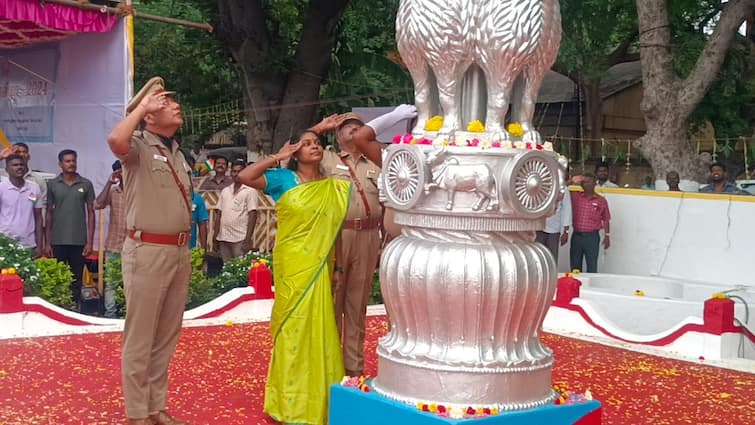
xmin=108 ymin=77 xmax=192 ymax=425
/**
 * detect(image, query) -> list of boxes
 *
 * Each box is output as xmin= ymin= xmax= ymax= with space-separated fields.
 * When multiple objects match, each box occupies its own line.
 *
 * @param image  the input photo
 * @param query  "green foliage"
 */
xmin=0 ymin=233 xmax=40 ymax=294
xmin=32 ymin=258 xmax=75 ymax=311
xmin=216 ymin=251 xmax=272 ymax=292
xmin=557 ymin=0 xmax=638 ymax=80
xmin=188 ymin=270 xmax=217 ymax=309
xmin=368 ymin=268 xmax=382 ymax=305
xmin=134 ymin=0 xmax=241 ymax=113
xmin=191 ymin=247 xmax=206 ymax=270
xmin=320 ymin=0 xmax=413 ymax=116
xmin=187 ymin=247 xmax=218 ymax=308
xmin=105 ymin=255 xmax=125 ymax=316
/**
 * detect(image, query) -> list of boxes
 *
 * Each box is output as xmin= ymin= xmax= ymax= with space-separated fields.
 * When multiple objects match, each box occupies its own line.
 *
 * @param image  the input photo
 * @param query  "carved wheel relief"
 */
xmin=506 ymin=151 xmax=559 ymax=217
xmin=383 ymin=146 xmax=427 ymax=210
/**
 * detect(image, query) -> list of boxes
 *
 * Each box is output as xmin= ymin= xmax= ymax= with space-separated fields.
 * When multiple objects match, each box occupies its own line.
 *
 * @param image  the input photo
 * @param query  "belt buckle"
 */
xmin=353 ymin=218 xmax=362 ymax=231
xmin=177 ymin=232 xmax=188 ymax=246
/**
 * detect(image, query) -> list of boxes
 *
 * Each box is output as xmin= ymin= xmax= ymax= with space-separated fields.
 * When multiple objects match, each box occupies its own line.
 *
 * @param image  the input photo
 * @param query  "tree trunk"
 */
xmin=583 ymin=79 xmax=603 ymax=140
xmin=216 ymin=0 xmax=280 ymax=153
xmin=635 ymin=0 xmax=755 ymax=181
xmin=271 ymin=0 xmax=349 ymax=151
xmin=216 ymin=0 xmax=349 ymax=154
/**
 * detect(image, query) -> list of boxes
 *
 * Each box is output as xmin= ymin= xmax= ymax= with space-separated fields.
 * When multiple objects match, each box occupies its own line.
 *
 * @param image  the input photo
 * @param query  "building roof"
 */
xmin=537 ymin=61 xmax=643 ymax=103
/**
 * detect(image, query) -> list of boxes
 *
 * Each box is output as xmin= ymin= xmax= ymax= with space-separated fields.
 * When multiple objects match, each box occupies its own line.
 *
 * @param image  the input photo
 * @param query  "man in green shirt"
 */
xmin=45 ymin=149 xmax=95 ymax=311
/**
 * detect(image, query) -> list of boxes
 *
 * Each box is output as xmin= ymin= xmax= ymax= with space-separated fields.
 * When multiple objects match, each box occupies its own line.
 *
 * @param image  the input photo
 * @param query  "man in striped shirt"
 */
xmin=213 ymin=159 xmax=258 ymax=262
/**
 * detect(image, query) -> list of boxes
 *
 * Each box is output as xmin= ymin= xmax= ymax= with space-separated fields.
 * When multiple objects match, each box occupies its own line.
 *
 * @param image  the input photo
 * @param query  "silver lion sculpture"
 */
xmin=397 ymin=0 xmax=561 ymax=143
xmin=372 ymin=0 xmax=564 ymax=412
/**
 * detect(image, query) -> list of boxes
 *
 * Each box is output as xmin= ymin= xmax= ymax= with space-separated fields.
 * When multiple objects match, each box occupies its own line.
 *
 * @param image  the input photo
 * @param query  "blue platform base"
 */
xmin=329 ymin=384 xmax=602 ymax=425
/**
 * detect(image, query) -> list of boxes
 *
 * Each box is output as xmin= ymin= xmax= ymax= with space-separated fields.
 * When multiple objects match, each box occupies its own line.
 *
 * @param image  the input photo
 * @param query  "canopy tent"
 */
xmin=1 ymin=0 xmax=130 ymax=183
xmin=0 ymin=0 xmax=120 ymax=49
xmin=1 ymin=0 xmax=132 ymax=260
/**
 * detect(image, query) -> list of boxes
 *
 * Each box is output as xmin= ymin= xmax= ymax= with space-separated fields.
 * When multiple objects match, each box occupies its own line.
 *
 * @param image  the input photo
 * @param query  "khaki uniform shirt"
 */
xmin=321 ymin=150 xmax=382 ymax=221
xmin=117 ymin=130 xmax=192 ymax=234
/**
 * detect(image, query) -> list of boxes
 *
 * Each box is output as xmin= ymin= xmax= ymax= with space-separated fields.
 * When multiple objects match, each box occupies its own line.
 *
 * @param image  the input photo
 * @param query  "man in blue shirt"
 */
xmin=699 ymin=163 xmax=749 ymax=195
xmin=183 ymin=154 xmax=209 ymax=249
xmin=191 ymin=192 xmax=209 ymax=250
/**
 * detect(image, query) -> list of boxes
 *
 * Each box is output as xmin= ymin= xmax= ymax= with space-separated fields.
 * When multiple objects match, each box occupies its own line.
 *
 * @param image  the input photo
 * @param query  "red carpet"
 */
xmin=0 ymin=317 xmax=752 ymax=425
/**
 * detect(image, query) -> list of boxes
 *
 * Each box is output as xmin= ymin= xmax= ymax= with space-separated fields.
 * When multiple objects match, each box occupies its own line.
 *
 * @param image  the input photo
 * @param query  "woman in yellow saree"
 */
xmin=239 ymin=129 xmax=350 ymax=425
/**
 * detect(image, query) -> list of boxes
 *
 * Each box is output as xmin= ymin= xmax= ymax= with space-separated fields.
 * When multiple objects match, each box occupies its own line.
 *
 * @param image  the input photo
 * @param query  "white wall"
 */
xmin=557 ymin=188 xmax=755 ymax=288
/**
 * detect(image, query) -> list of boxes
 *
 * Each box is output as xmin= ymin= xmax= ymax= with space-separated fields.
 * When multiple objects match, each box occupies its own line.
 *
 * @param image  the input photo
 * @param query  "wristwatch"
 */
xmin=334 ymin=266 xmax=345 ymax=273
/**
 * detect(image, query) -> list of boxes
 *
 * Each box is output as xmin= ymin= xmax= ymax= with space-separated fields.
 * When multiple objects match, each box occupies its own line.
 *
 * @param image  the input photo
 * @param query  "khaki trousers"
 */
xmin=121 ymin=238 xmax=191 ymax=419
xmin=333 ymin=228 xmax=381 ymax=375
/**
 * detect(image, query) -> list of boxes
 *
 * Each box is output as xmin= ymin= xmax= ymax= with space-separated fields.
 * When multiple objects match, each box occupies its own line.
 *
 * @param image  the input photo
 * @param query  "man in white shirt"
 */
xmin=0 ymin=144 xmax=49 ymax=224
xmin=595 ymin=162 xmax=618 ymax=188
xmin=213 ymin=159 xmax=258 ymax=262
xmin=0 ymin=154 xmax=44 ymax=256
xmin=535 ymin=189 xmax=572 ymax=266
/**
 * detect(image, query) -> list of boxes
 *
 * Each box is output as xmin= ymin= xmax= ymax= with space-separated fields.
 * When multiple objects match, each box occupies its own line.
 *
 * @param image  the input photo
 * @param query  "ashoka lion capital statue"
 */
xmin=371 ymin=0 xmax=565 ymax=412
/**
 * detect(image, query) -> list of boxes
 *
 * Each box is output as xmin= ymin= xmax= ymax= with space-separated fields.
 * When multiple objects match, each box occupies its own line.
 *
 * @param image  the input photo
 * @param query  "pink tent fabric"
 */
xmin=0 ymin=0 xmax=119 ymax=49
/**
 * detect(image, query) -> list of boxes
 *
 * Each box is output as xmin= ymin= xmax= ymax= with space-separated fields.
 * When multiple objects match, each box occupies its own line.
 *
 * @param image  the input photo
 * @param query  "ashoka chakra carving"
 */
xmin=507 ymin=151 xmax=559 ymax=216
xmin=383 ymin=145 xmax=426 ymax=210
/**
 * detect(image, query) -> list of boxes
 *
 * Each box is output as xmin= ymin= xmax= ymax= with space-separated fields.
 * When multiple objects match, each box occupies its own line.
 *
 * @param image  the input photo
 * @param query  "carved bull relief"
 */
xmin=424 ymin=148 xmax=499 ymax=211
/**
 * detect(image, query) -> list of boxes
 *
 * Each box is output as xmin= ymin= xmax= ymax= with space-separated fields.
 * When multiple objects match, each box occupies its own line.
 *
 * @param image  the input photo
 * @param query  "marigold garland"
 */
xmin=467 ymin=120 xmax=485 ymax=132
xmin=424 ymin=116 xmax=444 ymax=131
xmin=507 ymin=122 xmax=525 ymax=137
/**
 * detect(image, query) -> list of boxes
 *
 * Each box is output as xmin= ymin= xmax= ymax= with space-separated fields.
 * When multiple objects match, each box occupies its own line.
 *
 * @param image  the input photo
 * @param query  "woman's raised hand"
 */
xmin=275 ymin=141 xmax=302 ymax=161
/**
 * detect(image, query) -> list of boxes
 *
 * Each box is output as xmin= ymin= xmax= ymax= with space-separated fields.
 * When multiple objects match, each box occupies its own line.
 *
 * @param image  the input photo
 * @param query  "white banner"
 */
xmin=0 ymin=47 xmax=57 ymax=143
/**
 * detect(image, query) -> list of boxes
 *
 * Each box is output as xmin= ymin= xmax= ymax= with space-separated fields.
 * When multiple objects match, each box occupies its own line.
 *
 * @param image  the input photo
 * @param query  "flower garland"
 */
xmin=553 ymin=382 xmax=593 ymax=405
xmin=506 ymin=122 xmax=525 ymax=138
xmin=341 ymin=375 xmax=371 ymax=392
xmin=467 ymin=120 xmax=485 ymax=133
xmin=424 ymin=115 xmax=444 ymax=131
xmin=411 ymin=383 xmax=594 ymax=420
xmin=391 ymin=133 xmax=553 ymax=152
xmin=341 ymin=378 xmax=594 ymax=420
xmin=415 ymin=402 xmax=499 ymax=419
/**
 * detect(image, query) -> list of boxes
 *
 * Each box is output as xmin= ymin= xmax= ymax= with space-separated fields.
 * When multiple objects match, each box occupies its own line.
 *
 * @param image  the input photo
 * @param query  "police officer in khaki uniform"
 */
xmin=108 ymin=77 xmax=192 ymax=425
xmin=314 ymin=113 xmax=383 ymax=377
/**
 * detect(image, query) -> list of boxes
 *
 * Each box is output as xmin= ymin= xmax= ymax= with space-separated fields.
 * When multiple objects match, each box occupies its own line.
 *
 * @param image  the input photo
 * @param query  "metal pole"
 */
xmin=41 ymin=0 xmax=213 ymax=32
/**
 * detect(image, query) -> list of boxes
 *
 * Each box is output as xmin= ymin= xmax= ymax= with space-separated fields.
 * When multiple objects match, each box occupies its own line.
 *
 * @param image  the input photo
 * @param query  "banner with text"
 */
xmin=0 ymin=46 xmax=58 ymax=144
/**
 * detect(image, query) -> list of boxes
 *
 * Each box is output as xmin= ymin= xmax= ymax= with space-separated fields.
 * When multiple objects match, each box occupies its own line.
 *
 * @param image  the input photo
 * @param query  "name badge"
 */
xmin=78 ymin=187 xmax=85 ymax=193
xmin=336 ymin=164 xmax=349 ymax=171
xmin=153 ymin=154 xmax=168 ymax=162
xmin=367 ymin=170 xmax=376 ymax=178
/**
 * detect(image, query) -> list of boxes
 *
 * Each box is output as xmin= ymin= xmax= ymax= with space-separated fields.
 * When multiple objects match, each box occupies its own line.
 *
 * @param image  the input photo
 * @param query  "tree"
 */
xmin=319 ymin=0 xmax=412 ymax=117
xmin=215 ymin=0 xmax=350 ymax=153
xmin=634 ymin=0 xmax=755 ymax=181
xmin=555 ymin=0 xmax=639 ymax=140
xmin=134 ymin=1 xmax=240 ymax=114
